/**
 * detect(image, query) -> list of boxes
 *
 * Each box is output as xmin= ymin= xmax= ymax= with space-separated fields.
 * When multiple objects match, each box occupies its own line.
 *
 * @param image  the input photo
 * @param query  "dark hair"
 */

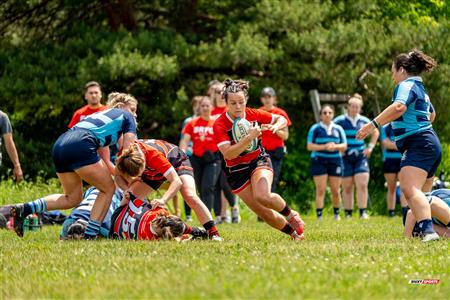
xmin=394 ymin=49 xmax=437 ymax=75
xmin=153 ymin=215 xmax=185 ymax=240
xmin=84 ymin=81 xmax=101 ymax=93
xmin=320 ymin=104 xmax=335 ymax=114
xmin=222 ymin=78 xmax=249 ymax=102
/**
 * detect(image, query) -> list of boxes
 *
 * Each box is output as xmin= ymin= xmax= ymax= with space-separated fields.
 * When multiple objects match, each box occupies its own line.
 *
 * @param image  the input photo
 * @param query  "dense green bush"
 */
xmin=0 ymin=0 xmax=448 ymax=213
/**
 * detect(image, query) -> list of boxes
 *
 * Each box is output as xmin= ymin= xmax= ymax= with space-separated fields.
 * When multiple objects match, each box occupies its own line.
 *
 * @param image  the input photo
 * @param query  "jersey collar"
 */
xmin=320 ymin=121 xmax=334 ymax=134
xmin=405 ymin=76 xmax=423 ymax=82
xmin=226 ymin=111 xmax=246 ymax=123
xmin=345 ymin=113 xmax=360 ymax=127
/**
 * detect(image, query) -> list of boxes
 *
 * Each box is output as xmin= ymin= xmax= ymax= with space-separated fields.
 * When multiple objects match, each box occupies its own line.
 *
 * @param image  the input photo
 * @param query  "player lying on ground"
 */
xmin=110 ymin=194 xmax=207 ymax=241
xmin=213 ymin=78 xmax=305 ymax=241
xmin=115 ymin=139 xmax=222 ymax=241
xmin=11 ymin=93 xmax=138 ymax=239
xmin=404 ymin=189 xmax=450 ymax=238
xmin=60 ymin=187 xmax=122 ymax=239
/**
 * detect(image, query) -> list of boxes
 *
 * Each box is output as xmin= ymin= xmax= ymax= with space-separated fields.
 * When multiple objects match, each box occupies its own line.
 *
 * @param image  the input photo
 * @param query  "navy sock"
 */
xmin=281 ymin=223 xmax=294 ymax=235
xmin=388 ymin=209 xmax=395 ymax=217
xmin=333 ymin=207 xmax=340 ymax=216
xmin=402 ymin=207 xmax=409 ymax=226
xmin=345 ymin=209 xmax=352 ymax=217
xmin=84 ymin=219 xmax=101 ymax=239
xmin=316 ymin=208 xmax=323 ymax=218
xmin=23 ymin=198 xmax=47 ymax=216
xmin=359 ymin=208 xmax=367 ymax=216
xmin=416 ymin=219 xmax=434 ymax=234
xmin=279 ymin=205 xmax=292 ymax=217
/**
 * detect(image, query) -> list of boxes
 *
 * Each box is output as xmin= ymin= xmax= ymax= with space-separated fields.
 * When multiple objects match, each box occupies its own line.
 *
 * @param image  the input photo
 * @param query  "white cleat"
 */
xmin=421 ymin=232 xmax=440 ymax=243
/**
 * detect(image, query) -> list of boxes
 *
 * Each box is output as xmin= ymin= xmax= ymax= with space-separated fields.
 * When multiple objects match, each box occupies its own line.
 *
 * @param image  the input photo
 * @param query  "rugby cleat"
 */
xmin=287 ymin=210 xmax=305 ymax=235
xmin=421 ymin=232 xmax=440 ymax=243
xmin=67 ymin=220 xmax=88 ymax=240
xmin=291 ymin=231 xmax=305 ymax=241
xmin=10 ymin=205 xmax=26 ymax=237
xmin=209 ymin=233 xmax=223 ymax=242
xmin=190 ymin=227 xmax=208 ymax=240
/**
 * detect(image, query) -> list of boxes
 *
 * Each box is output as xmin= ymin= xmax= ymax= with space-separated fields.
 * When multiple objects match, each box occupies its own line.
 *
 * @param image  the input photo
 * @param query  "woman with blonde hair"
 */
xmin=11 ymin=92 xmax=138 ymax=239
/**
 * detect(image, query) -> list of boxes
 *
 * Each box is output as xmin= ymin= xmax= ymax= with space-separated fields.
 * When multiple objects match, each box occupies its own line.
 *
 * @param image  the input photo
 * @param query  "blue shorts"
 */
xmin=52 ymin=129 xmax=100 ymax=173
xmin=310 ymin=156 xmax=343 ymax=177
xmin=397 ymin=130 xmax=442 ymax=178
xmin=343 ymin=155 xmax=369 ymax=177
xmin=383 ymin=158 xmax=401 ymax=174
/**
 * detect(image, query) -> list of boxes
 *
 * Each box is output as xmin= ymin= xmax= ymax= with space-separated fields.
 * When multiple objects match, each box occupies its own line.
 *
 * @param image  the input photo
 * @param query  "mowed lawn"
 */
xmin=0 ymin=181 xmax=448 ymax=299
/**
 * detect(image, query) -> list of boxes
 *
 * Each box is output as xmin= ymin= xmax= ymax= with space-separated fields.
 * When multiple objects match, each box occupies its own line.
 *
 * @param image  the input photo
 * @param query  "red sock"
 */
xmin=184 ymin=225 xmax=193 ymax=235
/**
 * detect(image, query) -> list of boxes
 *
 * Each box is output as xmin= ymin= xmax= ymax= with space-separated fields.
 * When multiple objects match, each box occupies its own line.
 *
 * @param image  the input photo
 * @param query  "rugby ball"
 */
xmin=232 ymin=118 xmax=258 ymax=152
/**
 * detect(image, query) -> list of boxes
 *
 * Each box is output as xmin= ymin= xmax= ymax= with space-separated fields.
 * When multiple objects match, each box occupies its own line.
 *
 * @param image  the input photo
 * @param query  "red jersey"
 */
xmin=68 ymin=104 xmax=107 ymax=128
xmin=111 ymin=198 xmax=169 ymax=240
xmin=211 ymin=106 xmax=227 ymax=118
xmin=214 ymin=108 xmax=274 ymax=167
xmin=259 ymin=106 xmax=292 ymax=151
xmin=136 ymin=140 xmax=179 ymax=183
xmin=182 ymin=117 xmax=218 ymax=156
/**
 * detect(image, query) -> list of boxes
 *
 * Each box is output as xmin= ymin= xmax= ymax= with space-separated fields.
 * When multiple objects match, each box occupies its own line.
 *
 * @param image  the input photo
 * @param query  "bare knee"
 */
xmin=330 ymin=187 xmax=340 ymax=199
xmin=316 ymin=187 xmax=326 ymax=197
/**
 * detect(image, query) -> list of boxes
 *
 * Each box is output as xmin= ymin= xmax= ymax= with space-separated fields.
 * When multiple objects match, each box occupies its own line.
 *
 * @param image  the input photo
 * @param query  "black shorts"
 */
xmin=224 ymin=154 xmax=273 ymax=194
xmin=142 ymin=147 xmax=194 ymax=190
xmin=52 ymin=129 xmax=100 ymax=173
xmin=383 ymin=158 xmax=401 ymax=174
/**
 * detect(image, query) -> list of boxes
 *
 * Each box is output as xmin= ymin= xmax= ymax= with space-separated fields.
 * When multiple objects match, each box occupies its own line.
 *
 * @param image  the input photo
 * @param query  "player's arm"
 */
xmin=363 ymin=128 xmax=379 ymax=157
xmin=307 ymin=143 xmax=327 ymax=151
xmin=263 ymin=114 xmax=287 ymax=134
xmin=98 ymin=146 xmax=115 ymax=175
xmin=356 ymin=103 xmax=406 ymax=140
xmin=122 ymin=132 xmax=136 ymax=152
xmin=382 ymin=138 xmax=398 ymax=151
xmin=275 ymin=126 xmax=289 ymax=141
xmin=179 ymin=134 xmax=191 ymax=152
xmin=151 ymin=169 xmax=182 ymax=207
xmin=3 ymin=133 xmax=23 ymax=182
xmin=218 ymin=124 xmax=261 ymax=160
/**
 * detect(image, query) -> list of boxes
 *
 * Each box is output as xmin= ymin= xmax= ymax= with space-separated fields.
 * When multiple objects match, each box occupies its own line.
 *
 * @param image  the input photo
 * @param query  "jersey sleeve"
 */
xmin=0 ymin=112 xmax=12 ymax=135
xmin=121 ymin=111 xmax=137 ymax=134
xmin=182 ymin=119 xmax=193 ymax=136
xmin=337 ymin=125 xmax=347 ymax=144
xmin=146 ymin=151 xmax=174 ymax=177
xmin=429 ymin=102 xmax=435 ymax=113
xmin=250 ymin=108 xmax=273 ymax=124
xmin=380 ymin=126 xmax=387 ymax=141
xmin=393 ymin=81 xmax=415 ymax=105
xmin=279 ymin=109 xmax=292 ymax=127
xmin=214 ymin=119 xmax=230 ymax=147
xmin=68 ymin=111 xmax=81 ymax=128
xmin=306 ymin=125 xmax=316 ymax=144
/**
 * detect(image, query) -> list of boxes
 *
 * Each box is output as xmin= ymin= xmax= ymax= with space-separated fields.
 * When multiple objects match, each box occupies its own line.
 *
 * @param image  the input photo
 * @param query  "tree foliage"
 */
xmin=0 ymin=0 xmax=449 ymax=210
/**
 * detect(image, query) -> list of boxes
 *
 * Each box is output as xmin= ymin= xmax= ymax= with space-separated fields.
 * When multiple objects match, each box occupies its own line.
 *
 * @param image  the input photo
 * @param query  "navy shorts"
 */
xmin=225 ymin=154 xmax=273 ymax=194
xmin=343 ymin=155 xmax=369 ymax=177
xmin=52 ymin=129 xmax=100 ymax=173
xmin=383 ymin=158 xmax=401 ymax=174
xmin=397 ymin=130 xmax=442 ymax=178
xmin=310 ymin=156 xmax=343 ymax=177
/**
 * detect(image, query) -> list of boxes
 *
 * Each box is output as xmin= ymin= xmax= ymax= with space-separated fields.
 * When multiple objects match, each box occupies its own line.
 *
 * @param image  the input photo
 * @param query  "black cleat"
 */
xmin=190 ymin=227 xmax=208 ymax=240
xmin=67 ymin=220 xmax=88 ymax=240
xmin=10 ymin=205 xmax=26 ymax=237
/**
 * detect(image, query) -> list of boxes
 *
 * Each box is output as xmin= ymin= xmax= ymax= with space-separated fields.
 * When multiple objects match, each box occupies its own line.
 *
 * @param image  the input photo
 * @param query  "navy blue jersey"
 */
xmin=334 ymin=114 xmax=370 ymax=156
xmin=73 ymin=108 xmax=137 ymax=147
xmin=307 ymin=122 xmax=346 ymax=158
xmin=391 ymin=76 xmax=434 ymax=141
xmin=380 ymin=124 xmax=402 ymax=161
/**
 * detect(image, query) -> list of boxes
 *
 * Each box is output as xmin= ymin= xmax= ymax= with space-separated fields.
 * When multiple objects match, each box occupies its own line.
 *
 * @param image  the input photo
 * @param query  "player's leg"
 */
xmin=237 ymin=185 xmax=302 ymax=240
xmin=399 ymin=166 xmax=436 ymax=239
xmin=178 ymin=174 xmax=221 ymax=240
xmin=328 ymin=176 xmax=342 ymax=220
xmin=251 ymin=168 xmax=305 ymax=235
xmin=342 ymin=176 xmax=354 ymax=218
xmin=430 ymin=197 xmax=450 ymax=227
xmin=354 ymin=172 xmax=369 ymax=219
xmin=422 ymin=177 xmax=434 ymax=193
xmin=385 ymin=173 xmax=397 ymax=216
xmin=313 ymin=175 xmax=328 ymax=219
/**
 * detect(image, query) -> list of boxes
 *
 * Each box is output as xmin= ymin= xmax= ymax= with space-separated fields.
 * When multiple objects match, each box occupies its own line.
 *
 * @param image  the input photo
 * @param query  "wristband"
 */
xmin=368 ymin=143 xmax=375 ymax=150
xmin=371 ymin=119 xmax=380 ymax=129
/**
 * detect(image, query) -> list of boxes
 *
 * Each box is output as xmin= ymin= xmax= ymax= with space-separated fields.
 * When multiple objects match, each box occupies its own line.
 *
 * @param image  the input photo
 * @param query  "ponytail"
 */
xmin=394 ymin=49 xmax=437 ymax=75
xmin=152 ymin=215 xmax=185 ymax=240
xmin=222 ymin=78 xmax=250 ymax=102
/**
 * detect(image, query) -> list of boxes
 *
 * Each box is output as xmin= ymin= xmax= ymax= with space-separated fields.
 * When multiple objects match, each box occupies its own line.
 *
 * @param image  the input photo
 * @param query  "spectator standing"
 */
xmin=0 ymin=110 xmax=23 ymax=182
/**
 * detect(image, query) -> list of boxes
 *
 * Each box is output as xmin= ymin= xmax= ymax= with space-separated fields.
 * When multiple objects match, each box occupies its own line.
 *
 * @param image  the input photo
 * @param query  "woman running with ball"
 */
xmin=213 ymin=79 xmax=305 ymax=240
xmin=357 ymin=49 xmax=441 ymax=242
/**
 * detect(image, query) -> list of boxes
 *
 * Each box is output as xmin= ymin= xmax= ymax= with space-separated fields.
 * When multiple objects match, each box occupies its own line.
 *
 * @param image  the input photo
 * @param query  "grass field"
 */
xmin=0 ymin=180 xmax=449 ymax=299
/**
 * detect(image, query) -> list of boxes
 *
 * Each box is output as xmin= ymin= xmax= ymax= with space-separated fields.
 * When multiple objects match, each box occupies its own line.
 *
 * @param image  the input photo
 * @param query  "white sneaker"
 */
xmin=215 ymin=216 xmax=222 ymax=224
xmin=186 ymin=215 xmax=193 ymax=222
xmin=232 ymin=207 xmax=240 ymax=223
xmin=421 ymin=232 xmax=440 ymax=242
xmin=224 ymin=216 xmax=231 ymax=223
xmin=360 ymin=212 xmax=369 ymax=220
xmin=210 ymin=234 xmax=223 ymax=242
xmin=334 ymin=214 xmax=341 ymax=221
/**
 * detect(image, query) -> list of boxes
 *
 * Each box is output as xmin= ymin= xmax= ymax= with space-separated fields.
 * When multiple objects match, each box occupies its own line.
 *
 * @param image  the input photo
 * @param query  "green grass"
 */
xmin=0 ymin=180 xmax=448 ymax=299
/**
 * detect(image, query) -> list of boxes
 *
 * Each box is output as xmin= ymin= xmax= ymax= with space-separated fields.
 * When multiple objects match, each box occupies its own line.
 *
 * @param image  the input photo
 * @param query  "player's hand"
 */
xmin=356 ymin=123 xmax=375 ymax=140
xmin=248 ymin=123 xmax=262 ymax=139
xmin=363 ymin=148 xmax=373 ymax=157
xmin=262 ymin=123 xmax=279 ymax=134
xmin=151 ymin=199 xmax=166 ymax=208
xmin=13 ymin=165 xmax=23 ymax=182
xmin=325 ymin=142 xmax=336 ymax=151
